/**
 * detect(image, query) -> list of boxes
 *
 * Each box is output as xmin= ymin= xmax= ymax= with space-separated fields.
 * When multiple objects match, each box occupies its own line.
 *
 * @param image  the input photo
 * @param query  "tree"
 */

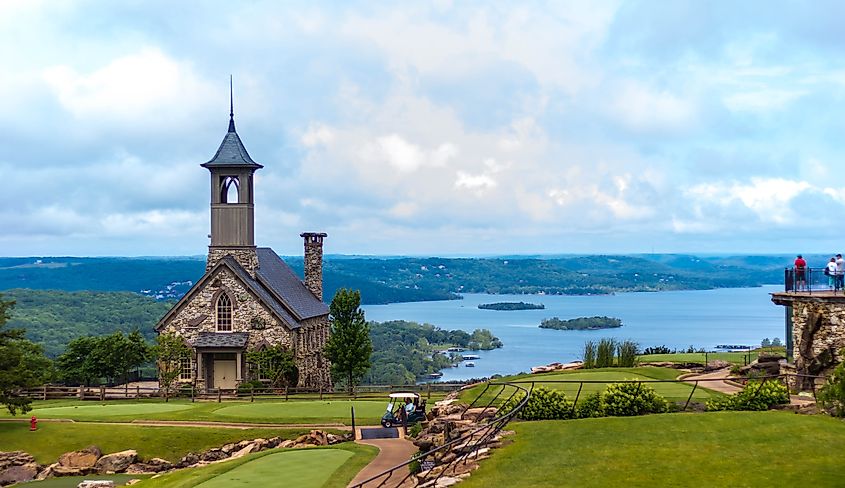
xmin=771 ymin=337 xmax=783 ymax=347
xmin=761 ymin=338 xmax=772 ymax=348
xmin=154 ymin=333 xmax=191 ymax=400
xmin=56 ymin=336 xmax=103 ymax=386
xmin=245 ymin=345 xmax=297 ymax=388
xmin=0 ymin=294 xmax=52 ymax=415
xmin=324 ymin=289 xmax=372 ymax=394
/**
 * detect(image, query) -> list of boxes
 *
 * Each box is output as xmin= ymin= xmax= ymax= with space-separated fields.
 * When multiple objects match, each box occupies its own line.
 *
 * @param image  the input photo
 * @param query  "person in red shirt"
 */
xmin=794 ymin=254 xmax=807 ymax=291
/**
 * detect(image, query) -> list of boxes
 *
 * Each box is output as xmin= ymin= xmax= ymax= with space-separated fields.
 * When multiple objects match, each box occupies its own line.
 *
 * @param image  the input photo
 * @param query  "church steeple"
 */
xmin=203 ymin=80 xmax=262 ymax=274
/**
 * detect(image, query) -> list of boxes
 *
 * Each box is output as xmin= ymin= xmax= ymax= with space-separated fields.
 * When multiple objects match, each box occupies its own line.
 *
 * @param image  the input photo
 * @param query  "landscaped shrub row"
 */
xmin=501 ymin=383 xmax=667 ymax=421
xmin=705 ymin=380 xmax=789 ymax=411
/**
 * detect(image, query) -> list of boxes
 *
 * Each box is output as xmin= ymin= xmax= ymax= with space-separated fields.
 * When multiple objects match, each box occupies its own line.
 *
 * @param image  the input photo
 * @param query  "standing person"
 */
xmin=827 ymin=258 xmax=838 ymax=290
xmin=794 ymin=255 xmax=807 ymax=291
xmin=837 ymin=254 xmax=845 ymax=291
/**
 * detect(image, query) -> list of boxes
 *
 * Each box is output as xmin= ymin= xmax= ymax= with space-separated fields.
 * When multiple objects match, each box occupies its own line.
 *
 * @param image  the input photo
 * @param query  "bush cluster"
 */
xmin=817 ymin=358 xmax=845 ymax=417
xmin=706 ymin=380 xmax=789 ymax=411
xmin=502 ymin=382 xmax=667 ymax=421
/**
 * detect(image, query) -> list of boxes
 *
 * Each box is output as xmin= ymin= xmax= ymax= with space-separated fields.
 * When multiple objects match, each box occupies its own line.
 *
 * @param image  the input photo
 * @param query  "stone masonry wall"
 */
xmin=160 ymin=267 xmax=292 ymax=390
xmin=301 ymin=234 xmax=325 ymax=301
xmin=207 ymin=247 xmax=258 ymax=276
xmin=790 ymin=300 xmax=845 ymax=385
xmin=295 ymin=316 xmax=332 ymax=390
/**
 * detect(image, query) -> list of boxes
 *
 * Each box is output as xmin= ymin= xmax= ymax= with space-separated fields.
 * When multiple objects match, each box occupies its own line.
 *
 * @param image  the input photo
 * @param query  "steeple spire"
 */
xmin=228 ymin=75 xmax=235 ymax=133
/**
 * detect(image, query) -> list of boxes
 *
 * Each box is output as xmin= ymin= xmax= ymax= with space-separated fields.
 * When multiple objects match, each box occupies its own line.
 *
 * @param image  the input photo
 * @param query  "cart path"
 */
xmin=0 ymin=418 xmax=350 ymax=430
xmin=683 ymin=368 xmax=817 ymax=406
xmin=348 ymin=432 xmax=417 ymax=488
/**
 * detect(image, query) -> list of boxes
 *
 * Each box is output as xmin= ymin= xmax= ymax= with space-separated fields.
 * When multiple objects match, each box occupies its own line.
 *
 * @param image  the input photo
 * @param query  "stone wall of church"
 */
xmin=207 ymin=247 xmax=259 ymax=276
xmin=159 ymin=267 xmax=293 ymax=390
xmin=294 ymin=316 xmax=332 ymax=390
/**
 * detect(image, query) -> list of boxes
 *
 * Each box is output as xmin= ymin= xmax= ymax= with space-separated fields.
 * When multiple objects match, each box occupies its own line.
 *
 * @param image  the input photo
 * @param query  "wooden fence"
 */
xmin=21 ymin=382 xmax=467 ymax=402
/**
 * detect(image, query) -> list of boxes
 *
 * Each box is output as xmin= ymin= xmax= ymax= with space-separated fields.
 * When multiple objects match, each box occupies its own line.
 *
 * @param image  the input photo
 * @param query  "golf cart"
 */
xmin=381 ymin=392 xmax=427 ymax=428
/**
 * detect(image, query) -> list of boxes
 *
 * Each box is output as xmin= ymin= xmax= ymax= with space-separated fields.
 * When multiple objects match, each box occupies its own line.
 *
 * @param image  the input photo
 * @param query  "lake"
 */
xmin=362 ymin=285 xmax=785 ymax=381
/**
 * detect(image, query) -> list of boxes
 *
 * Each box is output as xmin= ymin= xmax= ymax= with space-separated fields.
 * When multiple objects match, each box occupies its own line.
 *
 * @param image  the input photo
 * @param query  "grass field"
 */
xmin=3 ymin=399 xmax=387 ymax=425
xmin=638 ymin=346 xmax=786 ymax=365
xmin=461 ymin=411 xmax=845 ymax=487
xmin=26 ymin=474 xmax=147 ymax=488
xmin=460 ymin=367 xmax=720 ymax=405
xmin=0 ymin=422 xmax=319 ymax=464
xmin=134 ymin=444 xmax=377 ymax=488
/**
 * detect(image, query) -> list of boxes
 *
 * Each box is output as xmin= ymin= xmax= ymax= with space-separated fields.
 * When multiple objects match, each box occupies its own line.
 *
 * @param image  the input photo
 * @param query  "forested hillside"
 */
xmin=0 ymin=253 xmax=799 ymax=306
xmin=4 ymin=289 xmax=169 ymax=357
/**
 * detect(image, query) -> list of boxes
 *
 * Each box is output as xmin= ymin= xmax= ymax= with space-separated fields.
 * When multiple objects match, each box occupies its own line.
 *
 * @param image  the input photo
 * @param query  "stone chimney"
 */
xmin=301 ymin=232 xmax=327 ymax=301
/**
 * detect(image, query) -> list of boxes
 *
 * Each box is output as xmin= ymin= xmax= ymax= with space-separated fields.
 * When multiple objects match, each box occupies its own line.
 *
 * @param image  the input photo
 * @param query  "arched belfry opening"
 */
xmin=221 ymin=176 xmax=240 ymax=204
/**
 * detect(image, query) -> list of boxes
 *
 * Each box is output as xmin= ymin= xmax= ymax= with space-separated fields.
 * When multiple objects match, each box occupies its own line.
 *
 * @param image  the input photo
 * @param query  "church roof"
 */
xmin=193 ymin=332 xmax=250 ymax=348
xmin=201 ymin=116 xmax=263 ymax=169
xmin=256 ymin=248 xmax=329 ymax=320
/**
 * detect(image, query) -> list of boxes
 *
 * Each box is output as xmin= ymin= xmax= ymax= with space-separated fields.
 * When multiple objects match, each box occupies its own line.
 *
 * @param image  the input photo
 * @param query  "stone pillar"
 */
xmin=301 ymin=232 xmax=327 ymax=301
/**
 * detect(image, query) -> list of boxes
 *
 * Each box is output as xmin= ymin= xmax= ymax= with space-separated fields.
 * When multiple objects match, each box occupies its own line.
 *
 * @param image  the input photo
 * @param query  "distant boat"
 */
xmin=465 ymin=362 xmax=476 ymax=367
xmin=462 ymin=354 xmax=480 ymax=360
xmin=446 ymin=347 xmax=466 ymax=353
xmin=427 ymin=372 xmax=444 ymax=378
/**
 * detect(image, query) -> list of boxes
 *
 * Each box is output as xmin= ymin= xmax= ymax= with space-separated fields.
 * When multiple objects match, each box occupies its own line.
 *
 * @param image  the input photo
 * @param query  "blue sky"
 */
xmin=2 ymin=0 xmax=844 ymax=257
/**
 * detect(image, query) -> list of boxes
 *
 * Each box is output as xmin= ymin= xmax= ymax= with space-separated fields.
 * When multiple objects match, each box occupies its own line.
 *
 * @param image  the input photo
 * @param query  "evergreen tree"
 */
xmin=0 ymin=294 xmax=52 ymax=415
xmin=325 ymin=289 xmax=372 ymax=394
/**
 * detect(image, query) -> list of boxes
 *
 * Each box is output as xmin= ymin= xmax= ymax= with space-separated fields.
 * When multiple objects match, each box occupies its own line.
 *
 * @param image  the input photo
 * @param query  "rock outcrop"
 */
xmin=94 ymin=450 xmax=137 ymax=474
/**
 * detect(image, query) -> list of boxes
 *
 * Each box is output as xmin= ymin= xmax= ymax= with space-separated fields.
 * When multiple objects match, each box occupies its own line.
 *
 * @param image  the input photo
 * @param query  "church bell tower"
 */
xmin=202 ymin=79 xmax=263 ymax=274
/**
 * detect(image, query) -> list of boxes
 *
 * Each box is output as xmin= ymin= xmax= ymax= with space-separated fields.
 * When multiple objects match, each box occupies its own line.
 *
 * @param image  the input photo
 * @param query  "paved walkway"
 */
xmin=347 ymin=428 xmax=417 ymax=488
xmin=683 ymin=368 xmax=817 ymax=407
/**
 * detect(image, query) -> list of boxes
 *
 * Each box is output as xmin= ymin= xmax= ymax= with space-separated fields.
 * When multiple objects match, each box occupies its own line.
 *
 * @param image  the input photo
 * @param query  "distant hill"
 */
xmin=0 ymin=253 xmax=802 ymax=307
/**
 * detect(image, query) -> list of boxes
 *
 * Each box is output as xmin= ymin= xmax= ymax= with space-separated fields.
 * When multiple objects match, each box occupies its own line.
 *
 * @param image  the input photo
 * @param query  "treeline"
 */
xmin=3 ymin=289 xmax=169 ymax=357
xmin=540 ymin=316 xmax=623 ymax=330
xmin=365 ymin=320 xmax=502 ymax=385
xmin=1 ymin=253 xmax=796 ymax=306
xmin=478 ymin=301 xmax=545 ymax=311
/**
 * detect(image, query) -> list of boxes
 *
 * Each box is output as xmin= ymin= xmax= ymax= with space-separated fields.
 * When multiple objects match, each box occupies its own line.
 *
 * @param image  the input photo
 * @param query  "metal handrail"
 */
xmin=784 ymin=267 xmax=845 ymax=294
xmin=350 ymin=381 xmax=532 ymax=487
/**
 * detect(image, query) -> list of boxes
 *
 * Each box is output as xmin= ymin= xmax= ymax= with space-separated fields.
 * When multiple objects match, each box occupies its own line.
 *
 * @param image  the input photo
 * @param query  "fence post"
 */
xmin=320 ymin=384 xmax=323 ymax=401
xmin=251 ymin=385 xmax=254 ymax=403
xmin=137 ymin=385 xmax=140 ymax=398
xmin=285 ymin=386 xmax=289 ymax=401
xmin=42 ymin=385 xmax=47 ymax=401
xmin=217 ymin=388 xmax=222 ymax=403
xmin=100 ymin=386 xmax=105 ymax=401
xmin=191 ymin=385 xmax=195 ymax=403
xmin=351 ymin=406 xmax=356 ymax=440
xmin=78 ymin=386 xmax=84 ymax=399
xmin=427 ymin=383 xmax=431 ymax=400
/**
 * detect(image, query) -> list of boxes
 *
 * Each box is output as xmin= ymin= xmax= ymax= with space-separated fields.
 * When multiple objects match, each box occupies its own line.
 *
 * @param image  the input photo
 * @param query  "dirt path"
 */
xmin=347 ymin=430 xmax=417 ymax=488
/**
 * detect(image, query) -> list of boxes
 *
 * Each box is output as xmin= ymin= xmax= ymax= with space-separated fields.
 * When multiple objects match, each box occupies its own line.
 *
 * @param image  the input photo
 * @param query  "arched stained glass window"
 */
xmin=216 ymin=294 xmax=233 ymax=332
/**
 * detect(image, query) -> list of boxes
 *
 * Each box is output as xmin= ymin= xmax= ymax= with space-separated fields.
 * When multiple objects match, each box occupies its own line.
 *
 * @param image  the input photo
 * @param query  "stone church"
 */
xmin=155 ymin=100 xmax=331 ymax=391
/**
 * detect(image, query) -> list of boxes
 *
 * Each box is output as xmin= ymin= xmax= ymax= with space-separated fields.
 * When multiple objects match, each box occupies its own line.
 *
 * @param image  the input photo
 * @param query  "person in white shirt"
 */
xmin=827 ymin=258 xmax=838 ymax=290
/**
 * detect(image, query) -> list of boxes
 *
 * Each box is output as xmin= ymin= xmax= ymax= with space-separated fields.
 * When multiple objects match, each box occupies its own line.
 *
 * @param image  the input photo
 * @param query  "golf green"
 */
xmin=31 ymin=403 xmax=193 ymax=418
xmin=195 ymin=449 xmax=353 ymax=487
xmin=212 ymin=400 xmax=386 ymax=421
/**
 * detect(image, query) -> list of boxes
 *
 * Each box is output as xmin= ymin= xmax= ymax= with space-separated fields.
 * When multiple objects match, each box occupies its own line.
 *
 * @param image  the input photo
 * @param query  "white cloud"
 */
xmin=609 ymin=81 xmax=696 ymax=132
xmin=685 ymin=177 xmax=812 ymax=225
xmin=723 ymin=89 xmax=807 ymax=112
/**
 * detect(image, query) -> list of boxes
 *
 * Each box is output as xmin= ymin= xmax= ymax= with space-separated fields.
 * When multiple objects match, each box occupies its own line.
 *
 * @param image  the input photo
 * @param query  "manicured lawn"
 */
xmin=638 ymin=347 xmax=786 ymax=365
xmin=0 ymin=422 xmax=317 ymax=464
xmin=462 ymin=412 xmax=845 ymax=487
xmin=6 ymin=399 xmax=385 ymax=425
xmin=135 ymin=444 xmax=377 ymax=488
xmin=25 ymin=474 xmax=148 ymax=487
xmin=461 ymin=367 xmax=719 ymax=405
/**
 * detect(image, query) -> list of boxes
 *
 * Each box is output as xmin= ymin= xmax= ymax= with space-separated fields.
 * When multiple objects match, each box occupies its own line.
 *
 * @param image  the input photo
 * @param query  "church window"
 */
xmin=216 ymin=294 xmax=233 ymax=332
xmin=221 ymin=176 xmax=240 ymax=204
xmin=179 ymin=357 xmax=194 ymax=381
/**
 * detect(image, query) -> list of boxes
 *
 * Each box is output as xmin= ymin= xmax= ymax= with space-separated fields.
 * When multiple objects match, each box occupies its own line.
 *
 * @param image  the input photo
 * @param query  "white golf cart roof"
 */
xmin=388 ymin=392 xmax=420 ymax=399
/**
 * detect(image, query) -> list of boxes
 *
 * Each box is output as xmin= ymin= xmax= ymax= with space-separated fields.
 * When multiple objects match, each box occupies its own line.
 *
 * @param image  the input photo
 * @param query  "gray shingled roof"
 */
xmin=193 ymin=332 xmax=250 ymax=348
xmin=255 ymin=247 xmax=330 ymax=320
xmin=201 ymin=118 xmax=263 ymax=169
xmin=221 ymin=256 xmax=300 ymax=327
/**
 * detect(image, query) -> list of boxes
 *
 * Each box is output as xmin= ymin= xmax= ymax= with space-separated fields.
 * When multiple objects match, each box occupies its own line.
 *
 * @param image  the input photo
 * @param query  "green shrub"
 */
xmin=501 ymin=387 xmax=574 ymax=421
xmin=237 ymin=380 xmax=267 ymax=394
xmin=817 ymin=360 xmax=845 ymax=417
xmin=583 ymin=340 xmax=596 ymax=369
xmin=617 ymin=340 xmax=639 ymax=367
xmin=596 ymin=338 xmax=617 ymax=368
xmin=408 ymin=422 xmax=422 ymax=437
xmin=600 ymin=381 xmax=667 ymax=416
xmin=575 ymin=392 xmax=604 ymax=418
xmin=706 ymin=380 xmax=789 ymax=411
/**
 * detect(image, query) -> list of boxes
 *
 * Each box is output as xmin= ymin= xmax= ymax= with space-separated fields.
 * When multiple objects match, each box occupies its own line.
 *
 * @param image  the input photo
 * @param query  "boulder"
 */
xmin=52 ymin=465 xmax=96 ymax=477
xmin=309 ymin=431 xmax=328 ymax=446
xmin=230 ymin=444 xmax=256 ymax=459
xmin=267 ymin=437 xmax=282 ymax=448
xmin=77 ymin=481 xmax=115 ymax=488
xmin=58 ymin=446 xmax=101 ymax=469
xmin=0 ymin=451 xmax=36 ymax=471
xmin=221 ymin=443 xmax=237 ymax=454
xmin=278 ymin=440 xmax=295 ymax=449
xmin=178 ymin=453 xmax=199 ymax=468
xmin=125 ymin=458 xmax=171 ymax=474
xmin=36 ymin=463 xmax=58 ymax=480
xmin=0 ymin=463 xmax=39 ymax=486
xmin=94 ymin=450 xmax=137 ymax=474
xmin=198 ymin=449 xmax=227 ymax=463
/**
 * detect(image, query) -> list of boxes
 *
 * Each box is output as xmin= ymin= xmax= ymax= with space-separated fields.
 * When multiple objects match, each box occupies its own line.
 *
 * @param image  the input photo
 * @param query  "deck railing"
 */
xmin=784 ymin=267 xmax=845 ymax=293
